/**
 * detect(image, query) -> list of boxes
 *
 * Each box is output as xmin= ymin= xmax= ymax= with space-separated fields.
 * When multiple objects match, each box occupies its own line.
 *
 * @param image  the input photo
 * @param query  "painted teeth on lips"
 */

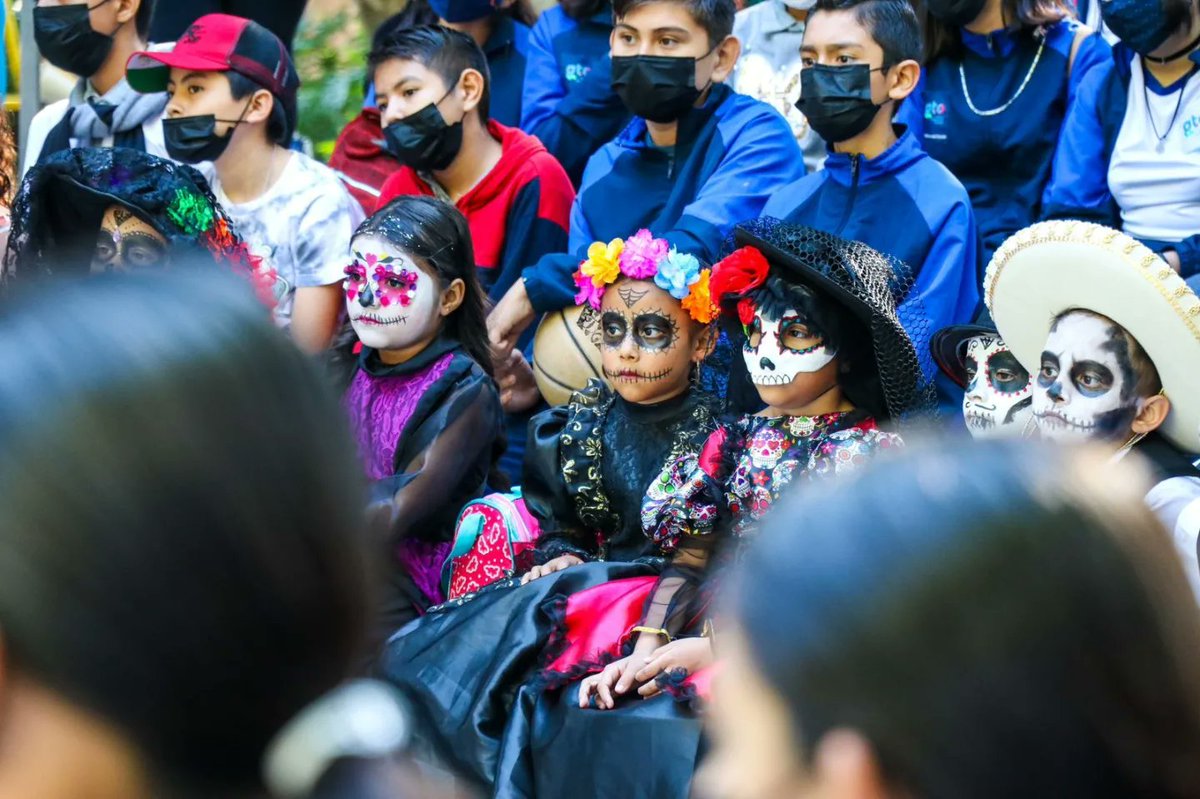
xmin=752 ymin=374 xmax=794 ymax=386
xmin=355 ymin=315 xmax=408 ymax=326
xmin=1034 ymin=410 xmax=1094 ymax=431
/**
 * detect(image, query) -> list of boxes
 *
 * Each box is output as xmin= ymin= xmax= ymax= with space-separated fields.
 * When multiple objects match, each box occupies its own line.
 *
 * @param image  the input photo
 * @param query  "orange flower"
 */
xmin=681 ymin=269 xmax=719 ymax=324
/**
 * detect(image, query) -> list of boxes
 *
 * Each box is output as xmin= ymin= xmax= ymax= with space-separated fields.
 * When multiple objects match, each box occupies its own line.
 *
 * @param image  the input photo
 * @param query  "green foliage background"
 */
xmin=293 ymin=11 xmax=370 ymax=162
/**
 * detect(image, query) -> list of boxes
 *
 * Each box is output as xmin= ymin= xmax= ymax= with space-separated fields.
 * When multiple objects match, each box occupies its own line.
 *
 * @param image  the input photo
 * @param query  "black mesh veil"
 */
xmin=724 ymin=219 xmax=937 ymax=425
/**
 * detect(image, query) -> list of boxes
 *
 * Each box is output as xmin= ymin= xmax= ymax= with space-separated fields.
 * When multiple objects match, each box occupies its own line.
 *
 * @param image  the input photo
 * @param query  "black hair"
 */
xmin=368 ymin=25 xmax=492 ymax=121
xmin=0 ymin=272 xmax=370 ymax=795
xmin=923 ymin=0 xmax=1069 ymax=61
xmin=227 ymin=71 xmax=292 ymax=146
xmin=732 ymin=441 xmax=1200 ymax=799
xmin=355 ymin=195 xmax=493 ymax=377
xmin=364 ymin=5 xmax=441 ymax=93
xmin=810 ymin=0 xmax=923 ymax=67
xmin=612 ymin=0 xmax=735 ymax=48
xmin=720 ymin=275 xmax=887 ymax=419
xmin=562 ymin=0 xmax=611 ymax=20
xmin=135 ymin=0 xmax=156 ymax=39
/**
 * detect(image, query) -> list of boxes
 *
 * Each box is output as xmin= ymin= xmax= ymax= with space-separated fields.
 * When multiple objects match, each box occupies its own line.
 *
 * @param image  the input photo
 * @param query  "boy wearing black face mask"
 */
xmin=486 ymin=0 xmax=805 ymax=362
xmin=25 ymin=0 xmax=164 ymax=173
xmin=126 ymin=14 xmax=365 ymax=354
xmin=761 ymin=0 xmax=979 ymax=346
xmin=373 ymin=26 xmax=575 ymax=305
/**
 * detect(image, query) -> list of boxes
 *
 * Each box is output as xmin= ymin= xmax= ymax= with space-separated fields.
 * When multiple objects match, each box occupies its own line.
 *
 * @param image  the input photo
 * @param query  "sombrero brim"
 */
xmin=930 ymin=324 xmax=997 ymax=389
xmin=984 ymin=220 xmax=1200 ymax=452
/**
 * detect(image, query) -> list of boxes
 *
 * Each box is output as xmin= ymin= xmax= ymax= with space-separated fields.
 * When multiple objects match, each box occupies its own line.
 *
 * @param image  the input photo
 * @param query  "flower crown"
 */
xmin=709 ymin=246 xmax=770 ymax=326
xmin=572 ymin=229 xmax=719 ymax=323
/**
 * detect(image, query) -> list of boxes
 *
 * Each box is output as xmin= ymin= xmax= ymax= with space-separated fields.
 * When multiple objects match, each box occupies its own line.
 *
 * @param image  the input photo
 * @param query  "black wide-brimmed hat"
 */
xmin=720 ymin=219 xmax=936 ymax=423
xmin=5 ymin=147 xmax=264 ymax=285
xmin=930 ymin=310 xmax=999 ymax=389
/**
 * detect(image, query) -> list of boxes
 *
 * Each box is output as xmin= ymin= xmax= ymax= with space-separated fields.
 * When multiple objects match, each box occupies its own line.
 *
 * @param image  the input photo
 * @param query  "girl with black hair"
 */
xmin=702 ymin=442 xmax=1200 ymax=799
xmin=897 ymin=0 xmax=1111 ymax=261
xmin=343 ymin=195 xmax=505 ymax=632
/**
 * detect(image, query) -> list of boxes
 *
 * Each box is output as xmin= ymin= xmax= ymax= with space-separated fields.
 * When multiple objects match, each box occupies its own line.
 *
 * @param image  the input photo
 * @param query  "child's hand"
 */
xmin=634 ymin=638 xmax=715 ymax=698
xmin=487 ymin=279 xmax=536 ymax=360
xmin=497 ymin=349 xmax=541 ymax=413
xmin=521 ymin=554 xmax=583 ymax=584
xmin=578 ymin=655 xmax=643 ymax=710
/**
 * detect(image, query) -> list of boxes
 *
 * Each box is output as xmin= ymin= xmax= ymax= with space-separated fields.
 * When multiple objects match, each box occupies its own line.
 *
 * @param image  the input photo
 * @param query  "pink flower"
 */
xmin=618 ymin=229 xmax=669 ymax=280
xmin=573 ymin=269 xmax=604 ymax=309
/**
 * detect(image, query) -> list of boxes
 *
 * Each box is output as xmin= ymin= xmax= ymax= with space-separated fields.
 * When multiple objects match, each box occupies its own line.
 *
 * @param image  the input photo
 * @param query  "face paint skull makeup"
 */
xmin=743 ymin=307 xmax=836 ymax=386
xmin=598 ymin=279 xmax=702 ymax=405
xmin=961 ymin=334 xmax=1033 ymax=439
xmin=91 ymin=204 xmax=169 ymax=274
xmin=345 ymin=234 xmax=443 ymax=352
xmin=1034 ymin=311 xmax=1144 ymax=444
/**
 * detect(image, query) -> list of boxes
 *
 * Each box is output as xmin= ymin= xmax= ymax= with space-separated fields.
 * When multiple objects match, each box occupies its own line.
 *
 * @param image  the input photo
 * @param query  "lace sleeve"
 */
xmin=368 ymin=374 xmax=504 ymax=545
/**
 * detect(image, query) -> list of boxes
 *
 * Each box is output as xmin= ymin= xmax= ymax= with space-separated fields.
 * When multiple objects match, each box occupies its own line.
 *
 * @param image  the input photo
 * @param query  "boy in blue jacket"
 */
xmin=761 ymin=0 xmax=979 ymax=342
xmin=488 ymin=0 xmax=805 ymax=353
xmin=521 ymin=0 xmax=631 ymax=185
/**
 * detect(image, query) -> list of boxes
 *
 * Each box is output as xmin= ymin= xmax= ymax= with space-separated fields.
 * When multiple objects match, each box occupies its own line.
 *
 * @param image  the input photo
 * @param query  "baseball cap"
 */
xmin=127 ymin=14 xmax=300 ymax=136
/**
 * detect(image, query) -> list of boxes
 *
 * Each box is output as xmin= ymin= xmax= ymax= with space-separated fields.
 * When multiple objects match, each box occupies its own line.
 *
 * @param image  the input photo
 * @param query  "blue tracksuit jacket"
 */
xmin=521 ymin=83 xmax=805 ymax=312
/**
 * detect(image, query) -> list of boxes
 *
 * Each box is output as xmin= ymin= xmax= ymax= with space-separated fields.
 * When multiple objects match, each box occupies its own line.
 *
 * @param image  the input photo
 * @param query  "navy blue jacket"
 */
xmin=487 ymin=15 xmax=531 ymax=129
xmin=520 ymin=5 xmax=630 ymax=184
xmin=897 ymin=20 xmax=1110 ymax=260
xmin=761 ymin=127 xmax=980 ymax=338
xmin=521 ymin=83 xmax=806 ymax=312
xmin=1042 ymin=44 xmax=1200 ymax=277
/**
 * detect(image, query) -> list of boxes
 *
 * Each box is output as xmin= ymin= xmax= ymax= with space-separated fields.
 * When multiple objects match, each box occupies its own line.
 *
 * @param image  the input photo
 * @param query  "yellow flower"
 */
xmin=681 ymin=269 xmax=719 ymax=324
xmin=580 ymin=238 xmax=624 ymax=287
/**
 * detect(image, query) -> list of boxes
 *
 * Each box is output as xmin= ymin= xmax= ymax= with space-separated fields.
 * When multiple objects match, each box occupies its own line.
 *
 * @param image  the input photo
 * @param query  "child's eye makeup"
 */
xmin=343 ymin=263 xmax=368 ymax=300
xmin=373 ymin=265 xmax=420 ymax=308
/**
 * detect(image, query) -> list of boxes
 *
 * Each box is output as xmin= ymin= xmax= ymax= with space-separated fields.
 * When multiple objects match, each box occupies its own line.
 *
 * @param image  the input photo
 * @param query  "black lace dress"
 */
xmin=376 ymin=380 xmax=716 ymax=792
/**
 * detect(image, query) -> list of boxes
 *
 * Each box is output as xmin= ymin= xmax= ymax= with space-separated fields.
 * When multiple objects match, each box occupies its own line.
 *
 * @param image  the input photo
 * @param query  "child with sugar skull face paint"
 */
xmin=377 ymin=229 xmax=729 ymax=790
xmin=341 ymin=195 xmax=505 ymax=635
xmin=987 ymin=220 xmax=1200 ymax=601
xmin=932 ymin=319 xmax=1035 ymax=439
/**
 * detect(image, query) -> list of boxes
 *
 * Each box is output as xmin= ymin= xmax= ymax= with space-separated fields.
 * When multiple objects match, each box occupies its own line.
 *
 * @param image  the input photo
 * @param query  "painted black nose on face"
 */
xmin=358 ymin=283 xmax=375 ymax=308
xmin=760 ymin=357 xmax=775 ymax=371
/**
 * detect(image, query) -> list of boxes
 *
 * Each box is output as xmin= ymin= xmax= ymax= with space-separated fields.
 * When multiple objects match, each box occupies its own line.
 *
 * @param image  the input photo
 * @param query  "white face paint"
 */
xmin=344 ymin=234 xmax=442 ymax=352
xmin=961 ymin=334 xmax=1033 ymax=439
xmin=743 ymin=306 xmax=836 ymax=386
xmin=1034 ymin=311 xmax=1142 ymax=444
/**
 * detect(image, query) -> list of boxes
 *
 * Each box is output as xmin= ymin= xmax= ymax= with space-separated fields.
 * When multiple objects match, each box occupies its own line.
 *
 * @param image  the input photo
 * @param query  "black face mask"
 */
xmin=611 ymin=54 xmax=712 ymax=124
xmin=382 ymin=92 xmax=464 ymax=173
xmin=924 ymin=0 xmax=988 ymax=27
xmin=163 ymin=105 xmax=249 ymax=164
xmin=34 ymin=0 xmax=117 ymax=78
xmin=795 ymin=64 xmax=886 ymax=144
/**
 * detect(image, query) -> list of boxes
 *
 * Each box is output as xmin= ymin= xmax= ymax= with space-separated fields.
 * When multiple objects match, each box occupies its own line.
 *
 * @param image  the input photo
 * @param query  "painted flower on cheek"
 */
xmin=580 ymin=238 xmax=624 ymax=286
xmin=573 ymin=268 xmax=604 ymax=309
xmin=619 ymin=229 xmax=670 ymax=280
xmin=681 ymin=268 xmax=719 ymax=324
xmin=655 ymin=248 xmax=702 ymax=299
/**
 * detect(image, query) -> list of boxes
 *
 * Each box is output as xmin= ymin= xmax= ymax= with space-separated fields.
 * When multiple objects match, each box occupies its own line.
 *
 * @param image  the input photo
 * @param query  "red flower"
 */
xmin=710 ymin=246 xmax=769 ymax=305
xmin=737 ymin=298 xmax=756 ymax=326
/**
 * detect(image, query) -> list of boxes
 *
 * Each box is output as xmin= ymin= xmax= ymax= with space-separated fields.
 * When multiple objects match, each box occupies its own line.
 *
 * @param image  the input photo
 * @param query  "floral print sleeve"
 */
xmin=641 ymin=425 xmax=732 ymax=552
xmin=805 ymin=426 xmax=904 ymax=479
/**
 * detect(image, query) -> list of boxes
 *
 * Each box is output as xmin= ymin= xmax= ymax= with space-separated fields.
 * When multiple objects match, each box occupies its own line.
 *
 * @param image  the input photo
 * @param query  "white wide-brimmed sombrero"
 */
xmin=984 ymin=220 xmax=1200 ymax=452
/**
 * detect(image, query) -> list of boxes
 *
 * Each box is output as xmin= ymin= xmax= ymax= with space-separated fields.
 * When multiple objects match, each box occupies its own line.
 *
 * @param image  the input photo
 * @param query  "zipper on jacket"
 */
xmin=835 ymin=154 xmax=861 ymax=236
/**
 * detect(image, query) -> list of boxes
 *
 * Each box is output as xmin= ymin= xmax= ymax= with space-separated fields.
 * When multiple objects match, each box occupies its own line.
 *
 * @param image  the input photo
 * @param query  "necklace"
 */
xmin=959 ymin=35 xmax=1046 ymax=116
xmin=1143 ymin=77 xmax=1186 ymax=154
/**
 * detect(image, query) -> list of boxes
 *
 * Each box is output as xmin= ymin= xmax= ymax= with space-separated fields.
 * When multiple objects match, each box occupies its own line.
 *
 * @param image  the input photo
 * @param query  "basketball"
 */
xmin=532 ymin=306 xmax=606 ymax=406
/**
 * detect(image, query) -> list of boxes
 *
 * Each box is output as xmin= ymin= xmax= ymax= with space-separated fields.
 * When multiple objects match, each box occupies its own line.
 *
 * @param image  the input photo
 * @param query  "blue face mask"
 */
xmin=1100 ymin=0 xmax=1187 ymax=56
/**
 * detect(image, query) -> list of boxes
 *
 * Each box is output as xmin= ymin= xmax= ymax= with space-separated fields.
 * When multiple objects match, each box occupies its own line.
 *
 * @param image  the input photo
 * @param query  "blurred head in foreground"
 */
xmin=0 ymin=273 xmax=369 ymax=798
xmin=701 ymin=441 xmax=1200 ymax=799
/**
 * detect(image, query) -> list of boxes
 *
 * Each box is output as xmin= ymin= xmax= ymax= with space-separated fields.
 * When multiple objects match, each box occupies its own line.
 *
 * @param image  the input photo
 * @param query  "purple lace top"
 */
xmin=344 ymin=351 xmax=455 ymax=480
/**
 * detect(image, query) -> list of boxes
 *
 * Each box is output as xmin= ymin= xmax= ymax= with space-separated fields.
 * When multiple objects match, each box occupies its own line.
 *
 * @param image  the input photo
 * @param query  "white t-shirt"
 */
xmin=1109 ymin=59 xmax=1200 ymax=243
xmin=207 ymin=152 xmax=366 ymax=328
xmin=1145 ymin=475 xmax=1200 ymax=603
xmin=22 ymin=98 xmax=168 ymax=176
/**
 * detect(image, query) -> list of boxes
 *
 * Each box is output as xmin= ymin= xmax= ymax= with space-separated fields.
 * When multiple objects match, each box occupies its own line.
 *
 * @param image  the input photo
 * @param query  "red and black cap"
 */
xmin=127 ymin=14 xmax=300 ymax=136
